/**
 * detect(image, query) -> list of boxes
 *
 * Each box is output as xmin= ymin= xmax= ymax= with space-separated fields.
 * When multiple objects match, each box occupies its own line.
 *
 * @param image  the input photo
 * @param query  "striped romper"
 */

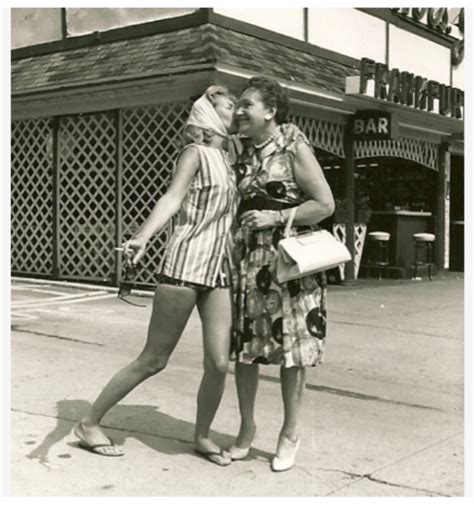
xmin=159 ymin=143 xmax=238 ymax=290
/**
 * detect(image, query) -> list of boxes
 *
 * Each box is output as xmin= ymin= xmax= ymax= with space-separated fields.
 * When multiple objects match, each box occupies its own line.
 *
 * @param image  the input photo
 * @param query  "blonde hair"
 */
xmin=182 ymin=85 xmax=235 ymax=146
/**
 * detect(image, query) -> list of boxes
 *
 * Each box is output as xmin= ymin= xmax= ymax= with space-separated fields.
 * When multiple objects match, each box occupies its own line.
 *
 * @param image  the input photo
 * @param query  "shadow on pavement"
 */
xmin=26 ymin=399 xmax=272 ymax=466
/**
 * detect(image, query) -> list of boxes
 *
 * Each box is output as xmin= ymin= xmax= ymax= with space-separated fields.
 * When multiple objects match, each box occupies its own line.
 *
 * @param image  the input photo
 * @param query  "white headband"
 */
xmin=186 ymin=93 xmax=228 ymax=138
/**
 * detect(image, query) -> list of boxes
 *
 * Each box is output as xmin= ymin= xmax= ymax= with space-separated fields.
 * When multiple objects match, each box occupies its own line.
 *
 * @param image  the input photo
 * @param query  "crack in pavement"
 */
xmin=362 ymin=474 xmax=450 ymax=497
xmin=323 ymin=471 xmax=450 ymax=497
xmin=321 ymin=432 xmax=461 ymax=497
xmin=11 ymin=328 xmax=104 ymax=347
xmin=290 ymin=465 xmax=449 ymax=497
xmin=329 ymin=476 xmax=448 ymax=497
xmin=364 ymin=431 xmax=462 ymax=477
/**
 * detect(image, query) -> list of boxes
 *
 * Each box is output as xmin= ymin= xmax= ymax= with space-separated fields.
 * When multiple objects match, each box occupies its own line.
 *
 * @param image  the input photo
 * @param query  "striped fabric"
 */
xmin=160 ymin=144 xmax=238 ymax=287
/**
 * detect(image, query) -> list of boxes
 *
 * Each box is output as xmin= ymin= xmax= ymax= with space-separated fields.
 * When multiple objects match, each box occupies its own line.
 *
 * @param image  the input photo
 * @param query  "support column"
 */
xmin=342 ymin=124 xmax=356 ymax=285
xmin=436 ymin=143 xmax=450 ymax=272
xmin=51 ymin=117 xmax=60 ymax=279
xmin=114 ymin=109 xmax=123 ymax=286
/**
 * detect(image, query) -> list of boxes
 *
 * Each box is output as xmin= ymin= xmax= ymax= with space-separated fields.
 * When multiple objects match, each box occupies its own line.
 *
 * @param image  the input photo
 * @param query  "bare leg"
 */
xmin=279 ymin=366 xmax=306 ymax=442
xmin=270 ymin=366 xmax=306 ymax=468
xmin=233 ymin=361 xmax=259 ymax=449
xmin=76 ymin=284 xmax=197 ymax=453
xmin=194 ymin=287 xmax=232 ymax=456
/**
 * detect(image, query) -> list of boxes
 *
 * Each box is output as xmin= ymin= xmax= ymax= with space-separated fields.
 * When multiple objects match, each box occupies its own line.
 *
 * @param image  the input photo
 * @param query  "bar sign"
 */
xmin=351 ymin=111 xmax=399 ymax=140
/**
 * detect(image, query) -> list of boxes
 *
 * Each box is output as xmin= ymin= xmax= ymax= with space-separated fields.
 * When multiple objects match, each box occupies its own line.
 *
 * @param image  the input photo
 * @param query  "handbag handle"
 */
xmin=284 ymin=207 xmax=298 ymax=238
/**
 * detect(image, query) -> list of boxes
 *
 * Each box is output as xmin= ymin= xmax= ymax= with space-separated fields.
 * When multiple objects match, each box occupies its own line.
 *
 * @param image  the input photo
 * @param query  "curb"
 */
xmin=11 ymin=276 xmax=154 ymax=298
xmin=11 ymin=272 xmax=463 ymax=297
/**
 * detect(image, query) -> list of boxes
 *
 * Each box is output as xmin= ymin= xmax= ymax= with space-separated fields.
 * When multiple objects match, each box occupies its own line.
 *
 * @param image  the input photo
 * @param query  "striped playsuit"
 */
xmin=160 ymin=143 xmax=238 ymax=288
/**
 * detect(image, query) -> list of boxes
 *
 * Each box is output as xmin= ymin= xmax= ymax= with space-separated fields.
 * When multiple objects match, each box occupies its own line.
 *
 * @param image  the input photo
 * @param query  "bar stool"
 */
xmin=367 ymin=231 xmax=390 ymax=280
xmin=413 ymin=233 xmax=435 ymax=281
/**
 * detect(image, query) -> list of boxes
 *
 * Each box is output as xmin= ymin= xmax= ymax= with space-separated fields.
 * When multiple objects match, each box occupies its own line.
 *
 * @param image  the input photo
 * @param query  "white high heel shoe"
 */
xmin=228 ymin=427 xmax=256 ymax=460
xmin=271 ymin=435 xmax=300 ymax=472
xmin=228 ymin=444 xmax=251 ymax=461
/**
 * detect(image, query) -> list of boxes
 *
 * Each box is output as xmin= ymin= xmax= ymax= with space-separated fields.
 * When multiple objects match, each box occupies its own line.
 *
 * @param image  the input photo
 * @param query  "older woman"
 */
xmin=229 ymin=77 xmax=335 ymax=471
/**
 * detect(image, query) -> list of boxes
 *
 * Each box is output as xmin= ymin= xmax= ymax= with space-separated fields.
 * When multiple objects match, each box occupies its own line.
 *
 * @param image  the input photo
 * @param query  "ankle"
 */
xmin=280 ymin=428 xmax=298 ymax=443
xmin=241 ymin=419 xmax=256 ymax=431
xmin=80 ymin=417 xmax=99 ymax=428
xmin=194 ymin=433 xmax=210 ymax=444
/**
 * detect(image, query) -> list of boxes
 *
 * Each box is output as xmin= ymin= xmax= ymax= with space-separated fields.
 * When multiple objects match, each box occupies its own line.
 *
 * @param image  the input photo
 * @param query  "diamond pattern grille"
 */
xmin=121 ymin=101 xmax=191 ymax=285
xmin=11 ymin=118 xmax=53 ymax=275
xmin=290 ymin=115 xmax=345 ymax=158
xmin=354 ymin=137 xmax=438 ymax=171
xmin=58 ymin=113 xmax=116 ymax=281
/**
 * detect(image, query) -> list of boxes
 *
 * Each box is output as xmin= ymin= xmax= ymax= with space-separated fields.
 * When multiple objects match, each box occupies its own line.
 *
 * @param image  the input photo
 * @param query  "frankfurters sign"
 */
xmin=350 ymin=111 xmax=399 ymax=141
xmin=345 ymin=58 xmax=464 ymax=120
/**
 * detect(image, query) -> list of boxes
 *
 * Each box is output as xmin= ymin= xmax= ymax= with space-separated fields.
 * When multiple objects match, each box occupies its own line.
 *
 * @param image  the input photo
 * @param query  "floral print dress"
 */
xmin=230 ymin=125 xmax=328 ymax=368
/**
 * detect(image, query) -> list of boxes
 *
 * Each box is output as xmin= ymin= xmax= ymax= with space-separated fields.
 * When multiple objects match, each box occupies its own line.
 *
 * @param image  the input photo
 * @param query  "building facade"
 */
xmin=11 ymin=7 xmax=465 ymax=286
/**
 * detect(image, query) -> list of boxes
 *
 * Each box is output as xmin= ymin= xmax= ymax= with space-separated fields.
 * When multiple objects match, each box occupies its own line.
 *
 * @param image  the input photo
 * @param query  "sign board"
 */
xmin=391 ymin=9 xmax=464 ymax=66
xmin=350 ymin=111 xmax=399 ymax=141
xmin=346 ymin=58 xmax=464 ymax=120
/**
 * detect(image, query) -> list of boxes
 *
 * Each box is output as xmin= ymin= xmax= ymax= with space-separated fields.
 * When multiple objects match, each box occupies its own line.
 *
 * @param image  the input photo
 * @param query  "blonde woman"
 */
xmin=74 ymin=86 xmax=237 ymax=466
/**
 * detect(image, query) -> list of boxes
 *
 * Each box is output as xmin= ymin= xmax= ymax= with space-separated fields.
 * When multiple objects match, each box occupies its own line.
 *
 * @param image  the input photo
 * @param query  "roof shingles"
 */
xmin=12 ymin=23 xmax=359 ymax=95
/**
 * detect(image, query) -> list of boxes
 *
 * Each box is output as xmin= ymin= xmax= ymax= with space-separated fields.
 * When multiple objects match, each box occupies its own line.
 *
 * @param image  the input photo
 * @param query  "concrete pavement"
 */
xmin=9 ymin=273 xmax=465 ymax=496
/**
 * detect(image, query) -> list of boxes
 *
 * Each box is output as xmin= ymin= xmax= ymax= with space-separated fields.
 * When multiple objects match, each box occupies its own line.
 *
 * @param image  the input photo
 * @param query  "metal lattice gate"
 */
xmin=11 ymin=101 xmax=191 ymax=285
xmin=58 ymin=112 xmax=117 ymax=282
xmin=11 ymin=118 xmax=54 ymax=276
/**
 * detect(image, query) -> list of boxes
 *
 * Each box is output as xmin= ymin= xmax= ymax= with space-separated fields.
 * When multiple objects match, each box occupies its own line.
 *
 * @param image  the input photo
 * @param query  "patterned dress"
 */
xmin=231 ymin=125 xmax=328 ymax=368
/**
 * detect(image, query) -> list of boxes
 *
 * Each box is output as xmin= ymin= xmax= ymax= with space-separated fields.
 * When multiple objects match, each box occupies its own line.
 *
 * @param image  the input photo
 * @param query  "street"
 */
xmin=10 ymin=274 xmax=464 ymax=496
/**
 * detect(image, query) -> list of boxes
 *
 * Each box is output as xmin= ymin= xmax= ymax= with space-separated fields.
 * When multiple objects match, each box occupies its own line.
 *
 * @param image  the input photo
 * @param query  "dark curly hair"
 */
xmin=241 ymin=76 xmax=290 ymax=125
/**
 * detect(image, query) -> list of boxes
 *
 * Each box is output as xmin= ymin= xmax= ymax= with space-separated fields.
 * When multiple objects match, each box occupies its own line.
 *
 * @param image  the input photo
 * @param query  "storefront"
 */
xmin=337 ymin=56 xmax=464 ymax=281
xmin=11 ymin=9 xmax=464 ymax=287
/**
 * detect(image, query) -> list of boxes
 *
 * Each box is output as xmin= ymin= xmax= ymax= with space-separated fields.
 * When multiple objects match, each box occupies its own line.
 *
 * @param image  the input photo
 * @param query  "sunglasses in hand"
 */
xmin=117 ymin=264 xmax=155 ymax=307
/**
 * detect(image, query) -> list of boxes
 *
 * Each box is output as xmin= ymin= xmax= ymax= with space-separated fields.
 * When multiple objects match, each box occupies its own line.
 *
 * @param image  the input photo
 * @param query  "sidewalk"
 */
xmin=10 ymin=274 xmax=465 ymax=496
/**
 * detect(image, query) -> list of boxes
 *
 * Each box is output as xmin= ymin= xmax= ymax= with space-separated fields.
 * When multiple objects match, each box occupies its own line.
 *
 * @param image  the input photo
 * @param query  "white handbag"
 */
xmin=276 ymin=207 xmax=351 ymax=283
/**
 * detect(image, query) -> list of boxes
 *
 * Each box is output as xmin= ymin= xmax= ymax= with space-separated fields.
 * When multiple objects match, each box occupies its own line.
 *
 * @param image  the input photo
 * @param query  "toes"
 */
xmin=207 ymin=451 xmax=231 ymax=466
xmin=98 ymin=447 xmax=124 ymax=457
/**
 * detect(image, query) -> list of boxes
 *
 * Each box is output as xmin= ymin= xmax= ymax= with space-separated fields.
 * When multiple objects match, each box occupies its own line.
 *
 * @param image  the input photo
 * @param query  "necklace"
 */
xmin=253 ymin=129 xmax=277 ymax=150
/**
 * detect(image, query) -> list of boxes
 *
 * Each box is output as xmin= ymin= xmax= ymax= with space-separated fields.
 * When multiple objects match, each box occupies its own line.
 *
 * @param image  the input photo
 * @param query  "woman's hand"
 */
xmin=122 ymin=237 xmax=148 ymax=266
xmin=241 ymin=210 xmax=278 ymax=230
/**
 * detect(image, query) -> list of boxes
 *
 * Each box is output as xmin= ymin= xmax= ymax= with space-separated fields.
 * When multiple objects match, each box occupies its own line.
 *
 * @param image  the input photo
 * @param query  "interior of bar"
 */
xmin=320 ymin=149 xmax=464 ymax=281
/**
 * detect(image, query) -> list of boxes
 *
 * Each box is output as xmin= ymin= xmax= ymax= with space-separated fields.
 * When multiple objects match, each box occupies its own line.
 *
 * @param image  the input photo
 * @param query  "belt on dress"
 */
xmin=238 ymin=197 xmax=313 ymax=232
xmin=238 ymin=197 xmax=295 ymax=215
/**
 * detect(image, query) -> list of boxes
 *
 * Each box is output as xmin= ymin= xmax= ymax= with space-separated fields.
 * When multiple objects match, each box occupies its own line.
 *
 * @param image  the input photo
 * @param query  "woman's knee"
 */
xmin=135 ymin=353 xmax=169 ymax=376
xmin=204 ymin=356 xmax=229 ymax=377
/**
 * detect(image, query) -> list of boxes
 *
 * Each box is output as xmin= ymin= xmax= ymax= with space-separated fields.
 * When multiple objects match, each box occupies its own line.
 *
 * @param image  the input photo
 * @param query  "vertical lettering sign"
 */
xmin=351 ymin=111 xmax=399 ymax=141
